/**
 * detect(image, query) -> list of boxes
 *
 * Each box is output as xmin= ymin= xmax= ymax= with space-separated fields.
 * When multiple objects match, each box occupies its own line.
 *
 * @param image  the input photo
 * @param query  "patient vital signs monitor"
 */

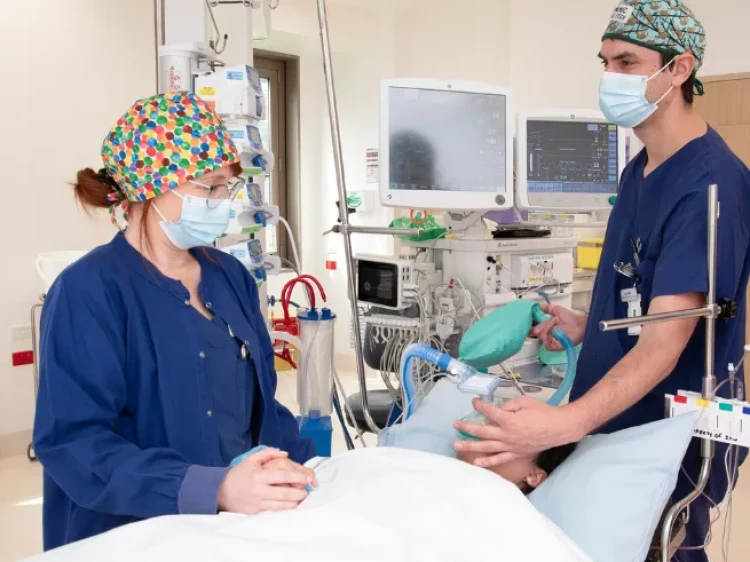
xmin=380 ymin=79 xmax=514 ymax=211
xmin=515 ymin=110 xmax=627 ymax=212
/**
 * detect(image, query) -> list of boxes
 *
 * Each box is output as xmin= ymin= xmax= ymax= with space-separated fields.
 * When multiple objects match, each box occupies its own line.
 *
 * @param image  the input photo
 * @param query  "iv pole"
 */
xmin=315 ymin=0 xmax=422 ymax=434
xmin=599 ymin=183 xmax=723 ymax=561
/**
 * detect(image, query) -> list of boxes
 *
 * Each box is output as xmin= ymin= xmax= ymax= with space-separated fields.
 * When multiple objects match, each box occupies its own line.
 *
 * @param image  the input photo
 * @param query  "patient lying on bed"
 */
xmin=457 ymin=443 xmax=577 ymax=494
xmin=377 ymin=379 xmax=578 ymax=493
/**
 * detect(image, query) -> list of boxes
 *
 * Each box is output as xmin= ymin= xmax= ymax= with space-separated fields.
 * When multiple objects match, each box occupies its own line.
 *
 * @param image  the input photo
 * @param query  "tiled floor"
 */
xmin=1 ymin=370 xmax=749 ymax=561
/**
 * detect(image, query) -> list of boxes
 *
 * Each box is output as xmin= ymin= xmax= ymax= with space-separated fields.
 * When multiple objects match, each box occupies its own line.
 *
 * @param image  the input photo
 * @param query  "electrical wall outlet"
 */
xmin=11 ymin=325 xmax=32 ymax=342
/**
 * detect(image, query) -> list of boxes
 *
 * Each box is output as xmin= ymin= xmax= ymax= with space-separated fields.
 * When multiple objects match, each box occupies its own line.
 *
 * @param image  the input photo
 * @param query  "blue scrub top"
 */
xmin=197 ymin=313 xmax=261 ymax=461
xmin=33 ymin=233 xmax=315 ymax=550
xmin=572 ymin=127 xmax=750 ymax=433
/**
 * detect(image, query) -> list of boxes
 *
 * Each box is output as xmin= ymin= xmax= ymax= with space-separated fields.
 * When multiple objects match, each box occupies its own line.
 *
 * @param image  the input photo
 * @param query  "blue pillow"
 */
xmin=377 ymin=379 xmax=475 ymax=457
xmin=529 ymin=412 xmax=699 ymax=562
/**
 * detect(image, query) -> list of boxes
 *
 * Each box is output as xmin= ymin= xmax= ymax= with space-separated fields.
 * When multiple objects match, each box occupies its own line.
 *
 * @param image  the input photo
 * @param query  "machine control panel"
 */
xmin=494 ymin=252 xmax=575 ymax=290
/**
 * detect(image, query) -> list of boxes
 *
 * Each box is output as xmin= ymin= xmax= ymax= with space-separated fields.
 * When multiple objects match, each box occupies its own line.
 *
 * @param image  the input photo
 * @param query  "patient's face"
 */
xmin=456 ymin=451 xmax=547 ymax=491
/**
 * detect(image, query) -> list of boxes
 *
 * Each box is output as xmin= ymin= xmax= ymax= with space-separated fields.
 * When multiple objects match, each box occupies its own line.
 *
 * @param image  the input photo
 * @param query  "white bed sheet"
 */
xmin=27 ymin=448 xmax=592 ymax=562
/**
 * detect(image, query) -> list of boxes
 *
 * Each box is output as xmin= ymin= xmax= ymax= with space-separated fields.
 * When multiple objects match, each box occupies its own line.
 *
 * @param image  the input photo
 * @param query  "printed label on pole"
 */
xmin=611 ymin=5 xmax=633 ymax=24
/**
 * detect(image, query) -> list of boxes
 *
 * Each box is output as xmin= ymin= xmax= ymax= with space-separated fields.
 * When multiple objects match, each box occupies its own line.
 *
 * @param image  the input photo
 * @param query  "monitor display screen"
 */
xmin=387 ymin=87 xmax=507 ymax=194
xmin=526 ymin=121 xmax=619 ymax=195
xmin=357 ymin=261 xmax=397 ymax=308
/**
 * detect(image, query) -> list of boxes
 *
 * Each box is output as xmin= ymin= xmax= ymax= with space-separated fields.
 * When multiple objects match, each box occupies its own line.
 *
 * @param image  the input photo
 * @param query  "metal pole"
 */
xmin=332 ymin=224 xmax=425 ymax=237
xmin=702 ymin=183 xmax=720 ymax=451
xmin=316 ymin=0 xmax=379 ymax=433
xmin=660 ymin=458 xmax=711 ymax=560
xmin=660 ymin=184 xmax=719 ymax=561
xmin=154 ymin=0 xmax=166 ymax=93
xmin=28 ymin=298 xmax=44 ymax=462
xmin=30 ymin=300 xmax=43 ymax=403
xmin=600 ymin=307 xmax=711 ymax=332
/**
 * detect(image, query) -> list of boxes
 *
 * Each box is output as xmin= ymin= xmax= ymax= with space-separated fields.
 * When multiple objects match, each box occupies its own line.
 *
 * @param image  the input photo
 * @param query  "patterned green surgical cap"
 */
xmin=603 ymin=0 xmax=707 ymax=94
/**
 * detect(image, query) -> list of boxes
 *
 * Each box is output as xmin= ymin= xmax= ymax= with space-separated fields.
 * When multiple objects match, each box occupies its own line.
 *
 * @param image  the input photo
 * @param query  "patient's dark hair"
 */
xmin=522 ymin=442 xmax=578 ymax=495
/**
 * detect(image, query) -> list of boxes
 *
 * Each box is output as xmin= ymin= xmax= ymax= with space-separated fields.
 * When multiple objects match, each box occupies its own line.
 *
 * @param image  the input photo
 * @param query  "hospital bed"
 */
xmin=25 ymin=447 xmax=591 ymax=562
xmin=25 ymin=373 xmax=698 ymax=562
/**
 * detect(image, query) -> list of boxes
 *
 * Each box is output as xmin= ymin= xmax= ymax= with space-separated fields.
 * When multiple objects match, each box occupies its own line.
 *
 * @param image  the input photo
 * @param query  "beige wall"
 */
xmin=509 ymin=0 xmax=609 ymax=111
xmin=394 ymin=0 xmax=511 ymax=84
xmin=0 ymin=0 xmax=156 ymax=441
xmin=509 ymin=0 xmax=750 ymax=110
xmin=689 ymin=0 xmax=750 ymax=76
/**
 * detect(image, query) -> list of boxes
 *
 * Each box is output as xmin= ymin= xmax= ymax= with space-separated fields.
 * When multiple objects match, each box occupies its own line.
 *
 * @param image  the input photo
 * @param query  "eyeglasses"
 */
xmin=190 ymin=177 xmax=245 ymax=209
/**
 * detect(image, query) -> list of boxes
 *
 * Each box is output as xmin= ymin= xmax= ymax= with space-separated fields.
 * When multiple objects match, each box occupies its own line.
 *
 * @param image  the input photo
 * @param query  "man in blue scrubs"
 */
xmin=454 ymin=1 xmax=750 ymax=559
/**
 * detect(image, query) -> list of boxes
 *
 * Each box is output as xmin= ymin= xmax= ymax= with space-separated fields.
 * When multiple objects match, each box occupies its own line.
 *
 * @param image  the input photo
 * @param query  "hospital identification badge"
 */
xmin=620 ymin=287 xmax=642 ymax=337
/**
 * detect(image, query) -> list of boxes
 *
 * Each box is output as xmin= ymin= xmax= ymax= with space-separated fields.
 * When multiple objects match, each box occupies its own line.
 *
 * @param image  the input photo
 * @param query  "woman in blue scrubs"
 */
xmin=33 ymin=92 xmax=317 ymax=551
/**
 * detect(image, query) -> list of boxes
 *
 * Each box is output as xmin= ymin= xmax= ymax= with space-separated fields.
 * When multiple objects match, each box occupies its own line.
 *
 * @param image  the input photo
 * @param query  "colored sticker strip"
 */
xmin=672 ymin=394 xmax=750 ymax=415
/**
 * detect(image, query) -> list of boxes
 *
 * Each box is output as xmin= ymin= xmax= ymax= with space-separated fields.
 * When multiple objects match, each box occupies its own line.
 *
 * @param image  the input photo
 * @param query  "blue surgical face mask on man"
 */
xmin=599 ymin=57 xmax=676 ymax=128
xmin=154 ymin=192 xmax=232 ymax=250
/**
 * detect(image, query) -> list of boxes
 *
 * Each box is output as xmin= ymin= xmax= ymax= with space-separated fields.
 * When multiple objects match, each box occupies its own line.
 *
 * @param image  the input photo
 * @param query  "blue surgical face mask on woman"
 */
xmin=599 ymin=57 xmax=676 ymax=129
xmin=154 ymin=192 xmax=232 ymax=250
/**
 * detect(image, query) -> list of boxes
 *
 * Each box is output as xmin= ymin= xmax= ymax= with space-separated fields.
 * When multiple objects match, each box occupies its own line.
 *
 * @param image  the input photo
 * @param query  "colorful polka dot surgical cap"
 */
xmin=603 ymin=0 xmax=707 ymax=94
xmin=101 ymin=91 xmax=239 ymax=204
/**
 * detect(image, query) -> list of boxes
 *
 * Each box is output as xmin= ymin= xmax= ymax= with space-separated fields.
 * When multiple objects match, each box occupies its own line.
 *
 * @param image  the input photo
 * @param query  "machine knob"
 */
xmin=495 ymin=194 xmax=506 ymax=205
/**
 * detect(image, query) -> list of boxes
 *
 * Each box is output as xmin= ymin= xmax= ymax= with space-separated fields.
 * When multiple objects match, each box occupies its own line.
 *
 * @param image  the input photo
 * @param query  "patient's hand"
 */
xmin=262 ymin=457 xmax=319 ymax=491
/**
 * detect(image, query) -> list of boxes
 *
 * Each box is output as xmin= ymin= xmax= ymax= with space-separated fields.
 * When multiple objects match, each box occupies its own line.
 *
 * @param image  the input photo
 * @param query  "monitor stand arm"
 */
xmin=443 ymin=211 xmax=486 ymax=238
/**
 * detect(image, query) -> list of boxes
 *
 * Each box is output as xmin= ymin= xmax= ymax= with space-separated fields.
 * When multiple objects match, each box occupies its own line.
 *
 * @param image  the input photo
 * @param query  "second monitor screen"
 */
xmin=388 ymin=87 xmax=507 ymax=193
xmin=527 ymin=121 xmax=618 ymax=194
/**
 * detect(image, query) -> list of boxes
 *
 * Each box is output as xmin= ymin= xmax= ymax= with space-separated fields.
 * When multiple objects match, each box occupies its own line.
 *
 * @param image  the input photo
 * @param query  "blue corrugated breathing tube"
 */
xmin=398 ymin=303 xmax=578 ymax=425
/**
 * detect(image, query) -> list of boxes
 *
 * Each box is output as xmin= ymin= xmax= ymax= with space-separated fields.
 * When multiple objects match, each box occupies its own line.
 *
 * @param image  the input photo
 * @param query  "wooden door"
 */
xmin=695 ymin=74 xmax=750 ymax=374
xmin=696 ymin=74 xmax=750 ymax=162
